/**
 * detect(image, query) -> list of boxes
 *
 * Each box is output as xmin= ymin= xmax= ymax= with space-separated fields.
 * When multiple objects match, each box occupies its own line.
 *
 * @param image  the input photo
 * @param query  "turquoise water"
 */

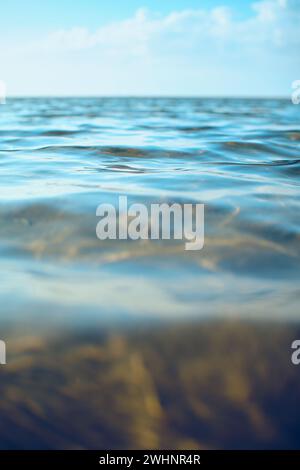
xmin=1 ymin=98 xmax=300 ymax=449
xmin=1 ymin=97 xmax=299 ymax=326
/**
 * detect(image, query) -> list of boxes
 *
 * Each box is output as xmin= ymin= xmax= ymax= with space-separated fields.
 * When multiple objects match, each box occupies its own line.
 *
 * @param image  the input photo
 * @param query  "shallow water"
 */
xmin=0 ymin=97 xmax=300 ymax=325
xmin=0 ymin=98 xmax=300 ymax=448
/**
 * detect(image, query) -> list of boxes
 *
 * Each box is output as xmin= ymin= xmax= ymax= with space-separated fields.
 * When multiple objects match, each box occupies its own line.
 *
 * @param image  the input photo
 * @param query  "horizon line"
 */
xmin=5 ymin=95 xmax=290 ymax=100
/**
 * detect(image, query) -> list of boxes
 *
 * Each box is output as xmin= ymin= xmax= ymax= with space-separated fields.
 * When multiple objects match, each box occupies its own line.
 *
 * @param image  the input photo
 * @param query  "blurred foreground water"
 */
xmin=0 ymin=98 xmax=299 ymax=448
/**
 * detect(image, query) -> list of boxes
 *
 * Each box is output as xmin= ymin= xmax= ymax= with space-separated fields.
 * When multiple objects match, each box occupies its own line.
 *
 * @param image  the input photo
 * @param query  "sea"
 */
xmin=0 ymin=97 xmax=299 ymax=449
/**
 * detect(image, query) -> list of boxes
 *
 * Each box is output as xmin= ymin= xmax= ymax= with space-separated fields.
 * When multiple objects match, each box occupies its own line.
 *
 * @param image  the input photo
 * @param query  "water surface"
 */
xmin=1 ymin=97 xmax=299 ymax=324
xmin=0 ymin=98 xmax=300 ymax=448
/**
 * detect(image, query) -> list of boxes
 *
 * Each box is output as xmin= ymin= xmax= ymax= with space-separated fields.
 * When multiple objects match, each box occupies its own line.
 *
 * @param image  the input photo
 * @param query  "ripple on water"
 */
xmin=0 ymin=97 xmax=299 ymax=323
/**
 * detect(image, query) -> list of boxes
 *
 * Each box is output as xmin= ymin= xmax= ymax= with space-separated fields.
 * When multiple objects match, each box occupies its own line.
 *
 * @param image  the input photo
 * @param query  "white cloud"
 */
xmin=2 ymin=0 xmax=299 ymax=96
xmin=41 ymin=0 xmax=298 ymax=54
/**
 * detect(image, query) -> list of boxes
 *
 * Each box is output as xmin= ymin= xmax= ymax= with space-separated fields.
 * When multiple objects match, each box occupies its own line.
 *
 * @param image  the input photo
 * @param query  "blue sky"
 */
xmin=0 ymin=1 xmax=254 ymax=32
xmin=0 ymin=0 xmax=299 ymax=96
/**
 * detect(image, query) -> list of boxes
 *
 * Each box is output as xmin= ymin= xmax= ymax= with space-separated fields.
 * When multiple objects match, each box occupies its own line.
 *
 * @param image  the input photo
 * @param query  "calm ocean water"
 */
xmin=0 ymin=98 xmax=300 ymax=448
xmin=0 ymin=97 xmax=299 ymax=325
